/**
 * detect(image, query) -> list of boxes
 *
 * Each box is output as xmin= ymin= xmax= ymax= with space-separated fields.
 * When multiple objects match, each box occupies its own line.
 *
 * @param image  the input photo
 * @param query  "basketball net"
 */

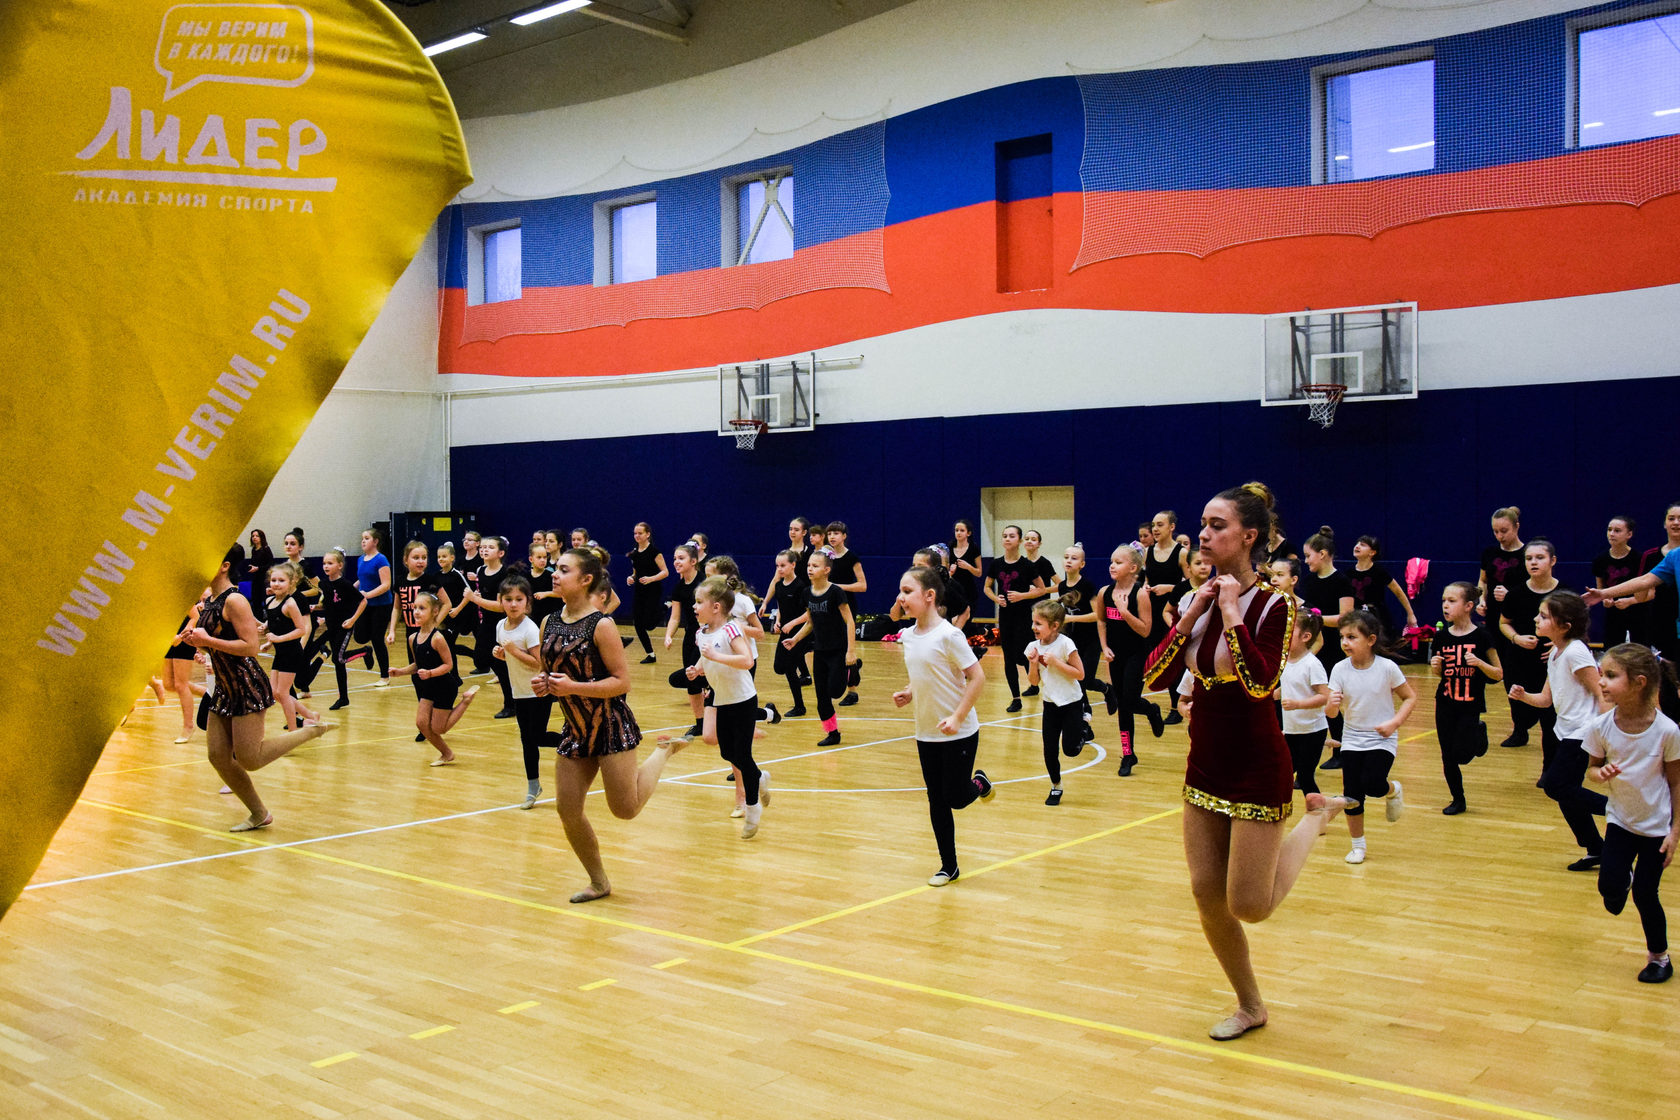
xmin=1303 ymin=383 xmax=1345 ymax=429
xmin=730 ymin=419 xmax=767 ymax=450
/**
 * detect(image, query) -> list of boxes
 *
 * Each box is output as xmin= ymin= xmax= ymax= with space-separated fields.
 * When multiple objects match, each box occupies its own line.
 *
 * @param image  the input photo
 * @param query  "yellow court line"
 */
xmin=579 ymin=979 xmax=617 ymax=991
xmin=726 ymin=943 xmax=1562 ymax=1120
xmin=1400 ymin=730 xmax=1437 ymax=744
xmin=727 ymin=807 xmax=1184 ymax=948
xmin=75 ymin=797 xmax=1560 ymax=1119
xmin=409 ymin=1025 xmax=454 ymax=1040
xmin=652 ymin=958 xmax=687 ymax=969
xmin=310 ymin=1052 xmax=357 ymax=1068
xmin=498 ymin=1001 xmax=539 ymax=1014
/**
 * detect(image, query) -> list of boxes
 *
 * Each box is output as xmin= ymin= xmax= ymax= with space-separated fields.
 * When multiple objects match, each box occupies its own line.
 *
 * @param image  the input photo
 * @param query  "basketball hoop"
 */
xmin=729 ymin=418 xmax=768 ymax=450
xmin=1302 ymin=383 xmax=1346 ymax=429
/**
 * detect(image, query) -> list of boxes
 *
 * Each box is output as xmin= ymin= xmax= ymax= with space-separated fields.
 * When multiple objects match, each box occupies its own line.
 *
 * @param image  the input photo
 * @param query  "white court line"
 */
xmin=32 ymin=711 xmax=1079 ymax=891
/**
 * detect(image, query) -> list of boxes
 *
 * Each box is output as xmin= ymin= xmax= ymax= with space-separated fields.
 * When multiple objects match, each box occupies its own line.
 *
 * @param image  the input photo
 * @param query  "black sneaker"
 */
xmin=1442 ymin=801 xmax=1467 ymax=816
xmin=621 ymin=636 xmax=634 ymax=648
xmin=1163 ymin=709 xmax=1183 ymax=726
xmin=1119 ymin=755 xmax=1136 ymax=777
xmin=839 ymin=691 xmax=860 ymax=706
xmin=415 ymin=732 xmax=426 ymax=742
xmin=848 ymin=664 xmax=862 ymax=687
xmin=1104 ymin=686 xmax=1119 ymax=716
xmin=1145 ymin=701 xmax=1165 ymax=738
xmin=640 ymin=654 xmax=657 ymax=665
xmin=1006 ymin=698 xmax=1023 ymax=713
xmin=1045 ymin=788 xmax=1063 ymax=806
xmin=1567 ymin=855 xmax=1602 ymax=872
xmin=1638 ymin=959 xmax=1674 ymax=984
xmin=684 ymin=722 xmax=703 ymax=739
xmin=495 ymin=707 xmax=516 ymax=719
xmin=1321 ymin=753 xmax=1343 ymax=770
xmin=1023 ymin=685 xmax=1039 ymax=697
xmin=763 ymin=702 xmax=782 ymax=725
xmin=329 ymin=697 xmax=350 ymax=710
xmin=818 ymin=730 xmax=841 ymax=746
xmin=973 ymin=770 xmax=995 ymax=801
xmin=786 ymin=705 xmax=807 ymax=718
xmin=796 ymin=673 xmax=812 ymax=687
xmin=1500 ymin=733 xmax=1528 ymax=748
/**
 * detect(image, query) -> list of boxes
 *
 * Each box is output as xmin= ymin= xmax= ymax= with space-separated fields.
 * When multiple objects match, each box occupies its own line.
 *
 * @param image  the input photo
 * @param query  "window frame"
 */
xmin=465 ymin=218 xmax=521 ymax=307
xmin=593 ymin=191 xmax=658 ymax=286
xmin=720 ymin=167 xmax=795 ymax=268
xmin=1310 ymin=46 xmax=1436 ymax=185
xmin=1566 ymin=1 xmax=1680 ymax=149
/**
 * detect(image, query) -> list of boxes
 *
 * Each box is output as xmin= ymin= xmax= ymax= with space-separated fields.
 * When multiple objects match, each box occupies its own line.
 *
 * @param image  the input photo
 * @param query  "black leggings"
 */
xmin=774 ymin=637 xmax=811 ymax=710
xmin=1436 ymin=705 xmax=1486 ymax=805
xmin=1339 ymin=749 xmax=1394 ymax=815
xmin=513 ymin=696 xmax=553 ymax=782
xmin=298 ymin=624 xmax=357 ymax=701
xmin=666 ymin=633 xmax=704 ymax=694
xmin=1284 ymin=729 xmax=1326 ymax=796
xmin=812 ymin=649 xmax=848 ymax=721
xmin=1539 ymin=735 xmax=1607 ymax=855
xmin=917 ymin=733 xmax=981 ymax=875
xmin=998 ymin=613 xmax=1031 ymax=698
xmin=1600 ymin=823 xmax=1668 ymax=954
xmin=475 ymin=620 xmax=513 ymax=708
xmin=632 ymin=590 xmax=663 ymax=654
xmin=1041 ymin=700 xmax=1084 ymax=785
xmin=1108 ymin=647 xmax=1153 ymax=742
xmin=715 ymin=698 xmax=762 ymax=805
xmin=355 ymin=604 xmax=393 ymax=677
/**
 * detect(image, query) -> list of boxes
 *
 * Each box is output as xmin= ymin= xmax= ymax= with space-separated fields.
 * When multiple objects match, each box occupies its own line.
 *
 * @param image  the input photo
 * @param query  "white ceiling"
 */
xmin=380 ymin=0 xmax=922 ymax=119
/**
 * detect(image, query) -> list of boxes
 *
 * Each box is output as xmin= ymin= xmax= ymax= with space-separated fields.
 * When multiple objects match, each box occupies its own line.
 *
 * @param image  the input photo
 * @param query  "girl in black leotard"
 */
xmin=183 ymin=545 xmax=328 ymax=831
xmin=985 ymin=525 xmax=1047 ymax=712
xmin=263 ymin=562 xmax=318 ymax=730
xmin=949 ymin=519 xmax=983 ymax=616
xmin=663 ymin=542 xmax=706 ymax=737
xmin=625 ymin=521 xmax=668 ymax=663
xmin=1098 ymin=545 xmax=1161 ymax=775
xmin=1299 ymin=527 xmax=1355 ymax=765
xmin=1147 ymin=511 xmax=1192 ymax=723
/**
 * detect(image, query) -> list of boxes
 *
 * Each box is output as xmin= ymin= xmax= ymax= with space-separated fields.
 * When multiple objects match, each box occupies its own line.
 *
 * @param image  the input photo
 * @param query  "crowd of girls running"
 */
xmin=161 ymin=500 xmax=1680 ymax=994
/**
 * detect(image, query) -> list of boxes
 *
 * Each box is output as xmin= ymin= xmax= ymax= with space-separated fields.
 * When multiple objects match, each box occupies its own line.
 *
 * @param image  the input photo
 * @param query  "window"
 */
xmin=722 ymin=170 xmax=794 ymax=266
xmin=1315 ymin=54 xmax=1435 ymax=183
xmin=1575 ymin=9 xmax=1680 ymax=147
xmin=594 ymin=195 xmax=657 ymax=286
xmin=465 ymin=220 xmax=520 ymax=306
xmin=483 ymin=226 xmax=521 ymax=304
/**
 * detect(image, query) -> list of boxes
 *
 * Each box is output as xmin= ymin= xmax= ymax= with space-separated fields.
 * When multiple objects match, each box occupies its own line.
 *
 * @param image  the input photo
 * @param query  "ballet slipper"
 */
xmin=230 ymin=813 xmax=272 ymax=833
xmin=1208 ymin=1008 xmax=1267 ymax=1041
xmin=430 ymin=749 xmax=456 ymax=766
xmin=456 ymin=686 xmax=481 ymax=712
xmin=654 ymin=734 xmax=688 ymax=754
xmin=174 ymin=732 xmax=192 ymax=744
xmin=148 ymin=677 xmax=166 ymax=703
xmin=569 ymin=884 xmax=611 ymax=904
xmin=1304 ymin=793 xmax=1353 ymax=825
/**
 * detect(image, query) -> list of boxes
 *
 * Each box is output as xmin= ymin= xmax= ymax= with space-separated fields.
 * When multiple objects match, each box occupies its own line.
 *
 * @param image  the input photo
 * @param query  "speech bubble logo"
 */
xmin=154 ymin=3 xmax=314 ymax=101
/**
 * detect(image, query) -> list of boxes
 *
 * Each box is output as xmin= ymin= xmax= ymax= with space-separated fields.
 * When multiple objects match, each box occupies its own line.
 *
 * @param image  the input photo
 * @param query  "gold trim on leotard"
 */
xmin=1224 ymin=594 xmax=1294 ymax=699
xmin=1142 ymin=629 xmax=1188 ymax=690
xmin=1182 ymin=784 xmax=1293 ymax=823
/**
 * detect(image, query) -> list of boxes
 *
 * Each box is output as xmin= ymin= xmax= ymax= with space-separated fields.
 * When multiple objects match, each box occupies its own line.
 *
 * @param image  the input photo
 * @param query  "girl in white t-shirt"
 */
xmin=495 ymin=578 xmax=546 ymax=809
xmin=1511 ymin=591 xmax=1611 ymax=870
xmin=1585 ymin=643 xmax=1680 ymax=984
xmin=1278 ymin=611 xmax=1330 ymax=799
xmin=1326 ymin=611 xmax=1417 ymax=864
xmin=1026 ymin=600 xmax=1087 ymax=806
xmin=705 ymin=557 xmax=782 ymax=815
xmin=688 ymin=577 xmax=769 ymax=838
xmin=893 ymin=566 xmax=991 ymax=886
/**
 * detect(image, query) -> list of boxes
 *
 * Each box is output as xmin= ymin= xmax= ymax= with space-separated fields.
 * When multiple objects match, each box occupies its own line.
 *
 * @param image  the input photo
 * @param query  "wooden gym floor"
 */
xmin=2 ymin=631 xmax=1675 ymax=1119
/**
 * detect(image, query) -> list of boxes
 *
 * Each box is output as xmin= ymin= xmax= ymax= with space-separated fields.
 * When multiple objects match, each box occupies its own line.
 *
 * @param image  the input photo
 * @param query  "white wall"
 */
xmin=240 ymin=229 xmax=447 ymax=554
xmin=431 ymin=0 xmax=1678 ymax=449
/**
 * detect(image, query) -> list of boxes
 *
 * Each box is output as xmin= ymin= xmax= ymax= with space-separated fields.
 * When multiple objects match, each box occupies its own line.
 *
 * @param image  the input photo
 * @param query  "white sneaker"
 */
xmin=1386 ymin=781 xmax=1405 ymax=822
xmin=1345 ymin=846 xmax=1366 ymax=864
xmin=374 ymin=678 xmax=389 ymax=688
xmin=927 ymin=870 xmax=958 ymax=886
xmin=730 ymin=804 xmax=745 ymax=818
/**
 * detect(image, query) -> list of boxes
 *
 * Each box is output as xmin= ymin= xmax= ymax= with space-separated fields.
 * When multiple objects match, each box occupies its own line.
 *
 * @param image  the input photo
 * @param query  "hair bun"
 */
xmin=1242 ymin=480 xmax=1276 ymax=509
xmin=1318 ymin=524 xmax=1334 ymax=537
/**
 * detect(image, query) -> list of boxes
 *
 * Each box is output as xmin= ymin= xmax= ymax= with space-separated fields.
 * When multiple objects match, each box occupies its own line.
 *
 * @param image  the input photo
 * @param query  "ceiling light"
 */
xmin=1387 ymin=140 xmax=1435 ymax=153
xmin=1333 ymin=154 xmax=1349 ymax=161
xmin=512 ymin=0 xmax=592 ymax=25
xmin=1654 ymin=107 xmax=1680 ymax=117
xmin=423 ymin=31 xmax=486 ymax=56
xmin=1582 ymin=121 xmax=1604 ymax=128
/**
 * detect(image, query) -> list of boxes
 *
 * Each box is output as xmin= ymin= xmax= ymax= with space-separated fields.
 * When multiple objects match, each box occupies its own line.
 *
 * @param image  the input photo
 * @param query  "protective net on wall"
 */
xmin=455 ymin=122 xmax=890 ymax=344
xmin=1073 ymin=44 xmax=1680 ymax=270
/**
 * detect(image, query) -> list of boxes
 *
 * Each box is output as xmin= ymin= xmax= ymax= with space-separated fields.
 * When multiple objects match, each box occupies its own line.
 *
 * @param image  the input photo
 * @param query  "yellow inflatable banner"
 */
xmin=0 ymin=1 xmax=471 ymax=916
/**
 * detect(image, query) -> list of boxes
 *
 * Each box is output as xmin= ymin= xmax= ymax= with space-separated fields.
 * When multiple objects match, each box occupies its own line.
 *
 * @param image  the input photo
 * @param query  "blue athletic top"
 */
xmin=357 ymin=552 xmax=393 ymax=605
